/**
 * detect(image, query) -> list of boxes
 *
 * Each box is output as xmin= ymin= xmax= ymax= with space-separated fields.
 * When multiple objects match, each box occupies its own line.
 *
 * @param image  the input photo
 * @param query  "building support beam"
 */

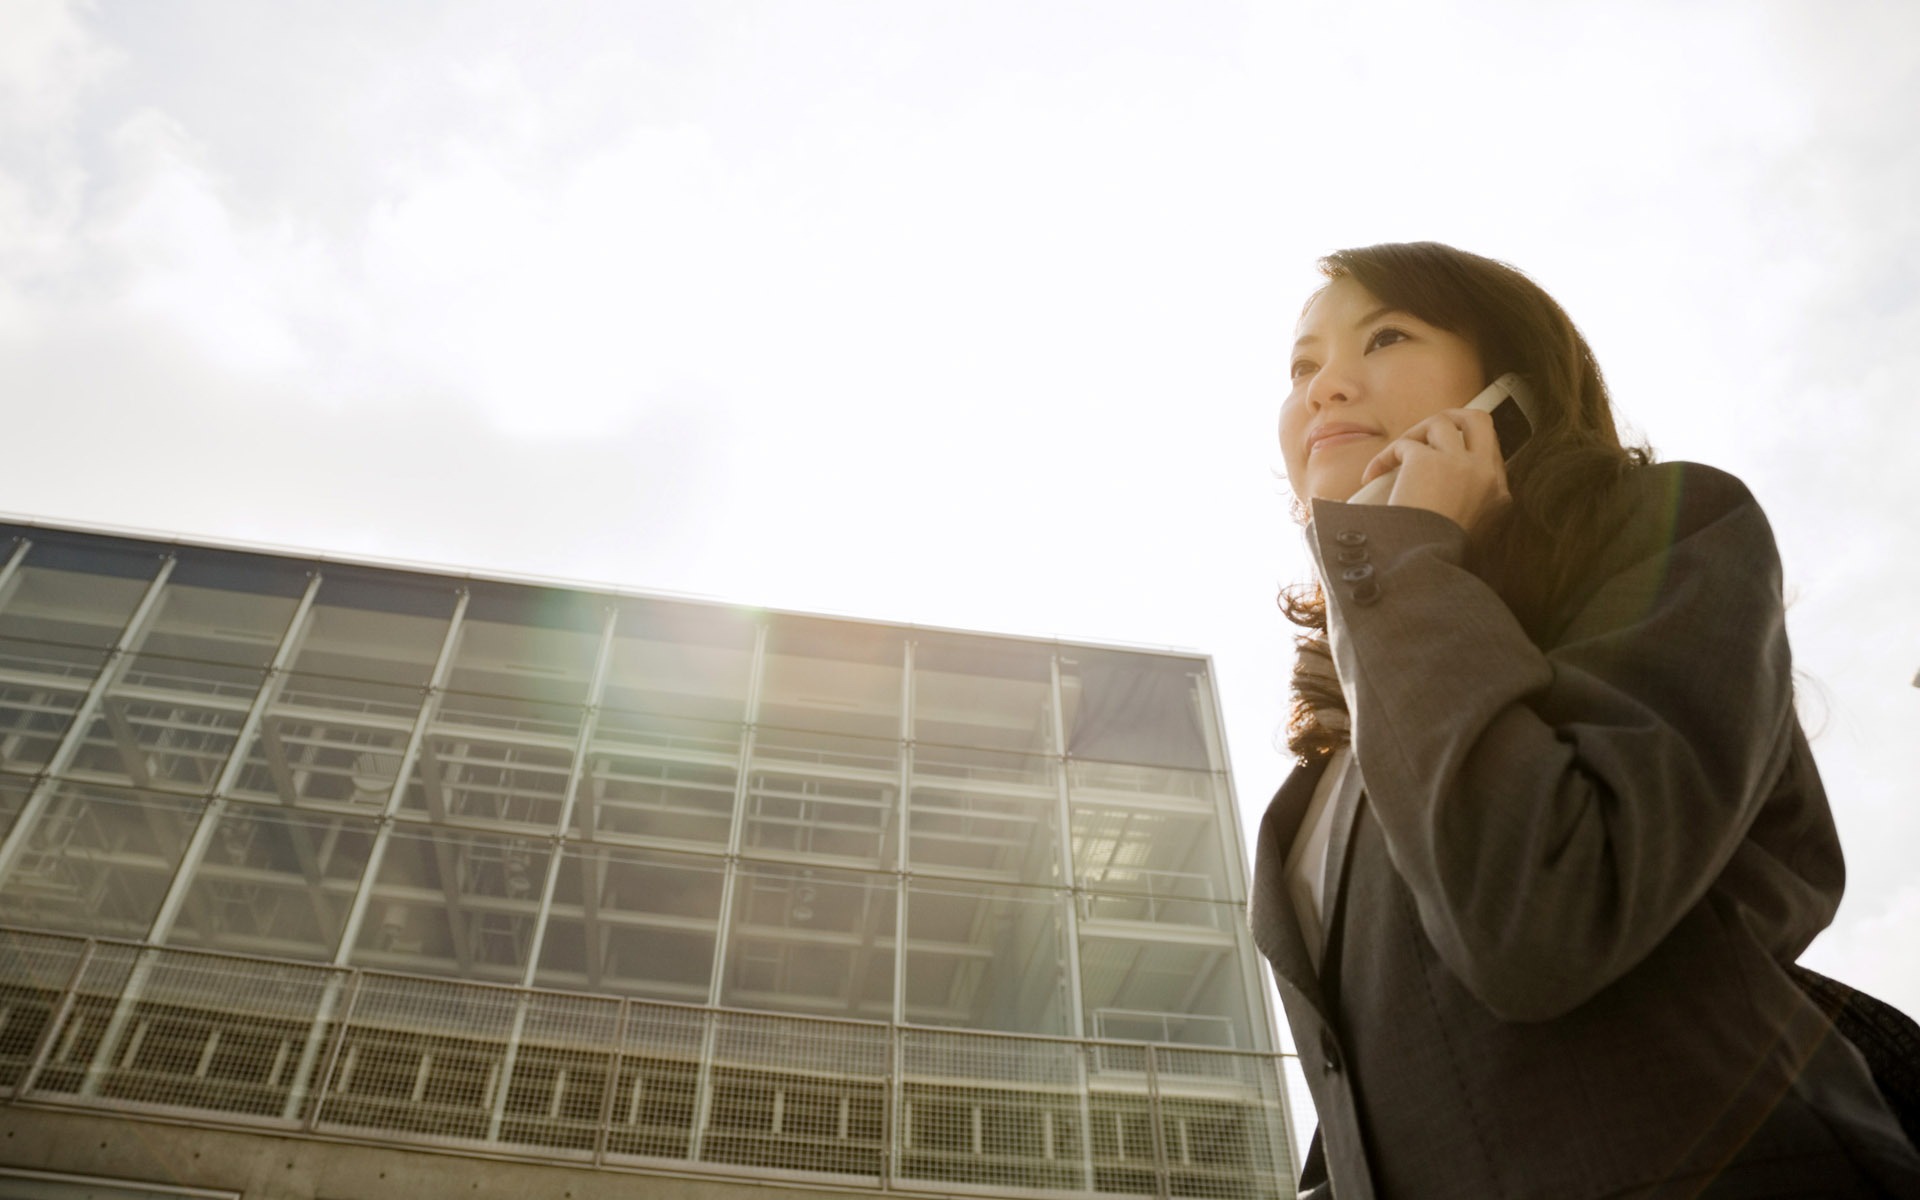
xmin=688 ymin=619 xmax=764 ymax=1165
xmin=487 ymin=604 xmax=618 ymax=1142
xmin=278 ymin=589 xmax=469 ymax=1124
xmin=1050 ymin=652 xmax=1096 ymax=1192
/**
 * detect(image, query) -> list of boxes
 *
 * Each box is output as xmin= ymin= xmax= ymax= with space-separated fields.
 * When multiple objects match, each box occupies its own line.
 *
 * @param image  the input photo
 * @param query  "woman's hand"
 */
xmin=1357 ymin=407 xmax=1511 ymax=532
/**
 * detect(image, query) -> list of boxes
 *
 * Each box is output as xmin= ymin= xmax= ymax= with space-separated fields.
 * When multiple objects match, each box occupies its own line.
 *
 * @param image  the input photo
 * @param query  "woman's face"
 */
xmin=1280 ymin=275 xmax=1486 ymax=504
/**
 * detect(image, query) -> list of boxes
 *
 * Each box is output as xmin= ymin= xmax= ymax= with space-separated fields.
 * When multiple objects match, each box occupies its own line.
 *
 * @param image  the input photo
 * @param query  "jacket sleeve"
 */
xmin=1310 ymin=462 xmax=1816 ymax=1021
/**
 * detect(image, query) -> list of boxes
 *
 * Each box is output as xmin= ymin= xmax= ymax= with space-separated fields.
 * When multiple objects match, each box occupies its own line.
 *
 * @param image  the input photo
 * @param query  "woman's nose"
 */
xmin=1304 ymin=361 xmax=1355 ymax=410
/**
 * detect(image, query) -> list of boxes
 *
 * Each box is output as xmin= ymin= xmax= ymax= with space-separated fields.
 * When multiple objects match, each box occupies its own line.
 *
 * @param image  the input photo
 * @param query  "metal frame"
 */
xmin=0 ymin=522 xmax=1298 ymax=1193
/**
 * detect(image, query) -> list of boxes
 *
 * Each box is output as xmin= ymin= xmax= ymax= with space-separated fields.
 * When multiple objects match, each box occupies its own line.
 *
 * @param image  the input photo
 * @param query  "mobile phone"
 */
xmin=1345 ymin=372 xmax=1538 ymax=505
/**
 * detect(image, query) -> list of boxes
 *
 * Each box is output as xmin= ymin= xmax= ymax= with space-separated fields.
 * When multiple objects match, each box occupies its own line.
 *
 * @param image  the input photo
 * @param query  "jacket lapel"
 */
xmin=1249 ymin=756 xmax=1332 ymax=1004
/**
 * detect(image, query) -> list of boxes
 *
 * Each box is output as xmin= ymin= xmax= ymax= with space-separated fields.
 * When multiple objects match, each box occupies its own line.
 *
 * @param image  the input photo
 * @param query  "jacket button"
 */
xmin=1339 ymin=563 xmax=1374 ymax=583
xmin=1335 ymin=546 xmax=1368 ymax=564
xmin=1334 ymin=530 xmax=1367 ymax=547
xmin=1351 ymin=580 xmax=1381 ymax=607
xmin=1320 ymin=1029 xmax=1343 ymax=1075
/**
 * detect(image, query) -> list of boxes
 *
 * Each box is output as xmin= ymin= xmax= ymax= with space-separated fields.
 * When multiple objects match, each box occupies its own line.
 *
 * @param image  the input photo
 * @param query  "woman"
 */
xmin=1248 ymin=242 xmax=1920 ymax=1198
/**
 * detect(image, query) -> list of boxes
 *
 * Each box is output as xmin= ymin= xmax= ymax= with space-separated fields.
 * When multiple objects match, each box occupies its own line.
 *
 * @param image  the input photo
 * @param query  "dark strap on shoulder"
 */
xmin=1788 ymin=963 xmax=1920 ymax=1149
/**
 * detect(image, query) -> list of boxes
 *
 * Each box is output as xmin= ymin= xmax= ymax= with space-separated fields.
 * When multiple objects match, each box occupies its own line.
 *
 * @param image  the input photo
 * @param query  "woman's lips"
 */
xmin=1307 ymin=425 xmax=1377 ymax=454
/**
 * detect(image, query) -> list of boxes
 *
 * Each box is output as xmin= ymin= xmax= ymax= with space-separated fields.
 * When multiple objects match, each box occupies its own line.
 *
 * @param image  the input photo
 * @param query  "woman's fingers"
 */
xmin=1371 ymin=406 xmax=1512 ymax=531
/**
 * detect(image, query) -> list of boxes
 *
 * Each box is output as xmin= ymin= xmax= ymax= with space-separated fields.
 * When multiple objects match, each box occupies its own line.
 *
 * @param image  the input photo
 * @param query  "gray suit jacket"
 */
xmin=1249 ymin=463 xmax=1920 ymax=1199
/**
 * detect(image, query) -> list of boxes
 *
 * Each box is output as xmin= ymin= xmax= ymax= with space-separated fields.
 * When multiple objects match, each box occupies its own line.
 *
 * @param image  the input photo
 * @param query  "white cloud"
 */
xmin=1 ymin=0 xmax=1917 ymax=1028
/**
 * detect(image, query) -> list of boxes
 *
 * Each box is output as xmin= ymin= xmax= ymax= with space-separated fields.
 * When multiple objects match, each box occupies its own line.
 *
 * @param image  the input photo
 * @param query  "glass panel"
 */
xmin=124 ymin=570 xmax=302 ymax=679
xmin=399 ymin=717 xmax=580 ymax=833
xmin=0 ymin=675 xmax=85 ymax=777
xmin=904 ymin=880 xmax=1068 ymax=1034
xmin=758 ymin=616 xmax=903 ymax=741
xmin=723 ymin=861 xmax=894 ymax=1020
xmin=1061 ymin=650 xmax=1217 ymax=771
xmin=535 ymin=843 xmax=724 ymax=1002
xmin=0 ymin=544 xmax=158 ymax=680
xmin=908 ymin=751 xmax=1058 ymax=884
xmin=912 ymin=634 xmax=1056 ymax=755
xmin=165 ymin=805 xmax=377 ymax=960
xmin=742 ymin=741 xmax=898 ymax=869
xmin=64 ymin=683 xmax=251 ymax=794
xmin=434 ymin=689 xmax=584 ymax=740
xmin=442 ymin=615 xmax=601 ymax=709
xmin=350 ymin=825 xmax=552 ymax=983
xmin=1070 ymin=772 xmax=1233 ymax=911
xmin=580 ymin=728 xmax=739 ymax=850
xmin=282 ymin=575 xmax=456 ymax=690
xmin=601 ymin=599 xmax=755 ymax=726
xmin=1080 ymin=938 xmax=1249 ymax=1050
xmin=0 ymin=783 xmax=201 ymax=937
xmin=0 ymin=775 xmax=29 ymax=840
xmin=228 ymin=696 xmax=416 ymax=810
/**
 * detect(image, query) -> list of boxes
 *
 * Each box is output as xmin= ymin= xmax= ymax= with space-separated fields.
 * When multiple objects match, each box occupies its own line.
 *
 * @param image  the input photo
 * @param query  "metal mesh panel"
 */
xmin=314 ymin=974 xmax=520 ymax=1143
xmin=701 ymin=1011 xmax=887 ymax=1179
xmin=897 ymin=1029 xmax=1087 ymax=1192
xmin=604 ymin=1002 xmax=707 ymax=1162
xmin=492 ymin=991 xmax=621 ymax=1156
xmin=1087 ymin=1086 xmax=1160 ymax=1196
xmin=58 ymin=950 xmax=336 ymax=1119
xmin=0 ymin=926 xmax=1301 ymax=1196
xmin=18 ymin=940 xmax=140 ymax=1097
xmin=0 ymin=929 xmax=87 ymax=1090
xmin=1157 ymin=1049 xmax=1289 ymax=1200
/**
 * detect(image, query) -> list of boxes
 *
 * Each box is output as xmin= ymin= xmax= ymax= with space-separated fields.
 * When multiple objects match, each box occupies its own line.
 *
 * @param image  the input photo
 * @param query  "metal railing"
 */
xmin=0 ymin=925 xmax=1296 ymax=1198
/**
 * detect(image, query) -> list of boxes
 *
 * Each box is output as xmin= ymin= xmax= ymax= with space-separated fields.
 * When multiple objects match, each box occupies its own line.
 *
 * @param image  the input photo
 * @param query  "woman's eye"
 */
xmin=1366 ymin=327 xmax=1409 ymax=352
xmin=1289 ymin=359 xmax=1316 ymax=381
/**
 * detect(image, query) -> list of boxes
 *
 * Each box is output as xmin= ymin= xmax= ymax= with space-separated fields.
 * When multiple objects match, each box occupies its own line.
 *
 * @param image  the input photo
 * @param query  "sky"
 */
xmin=3 ymin=0 xmax=1918 ymax=1077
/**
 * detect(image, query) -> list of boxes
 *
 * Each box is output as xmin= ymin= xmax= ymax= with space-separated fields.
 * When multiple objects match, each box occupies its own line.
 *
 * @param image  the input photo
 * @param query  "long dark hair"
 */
xmin=1282 ymin=242 xmax=1652 ymax=760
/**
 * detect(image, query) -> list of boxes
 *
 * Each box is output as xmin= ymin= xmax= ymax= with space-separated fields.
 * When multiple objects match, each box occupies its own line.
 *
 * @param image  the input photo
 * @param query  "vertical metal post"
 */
xmin=593 ymin=996 xmax=628 ymax=1166
xmin=689 ymin=618 xmax=766 ymax=1163
xmin=279 ymin=589 xmax=469 ymax=1122
xmin=0 ymin=555 xmax=176 ymax=889
xmin=892 ymin=641 xmax=913 ymax=1025
xmin=1145 ymin=1044 xmax=1171 ymax=1200
xmin=300 ymin=968 xmax=363 ymax=1131
xmin=888 ymin=642 xmax=915 ymax=1189
xmin=1049 ymin=653 xmax=1095 ymax=1191
xmin=78 ymin=571 xmax=326 ymax=1097
xmin=488 ymin=605 xmax=620 ymax=1142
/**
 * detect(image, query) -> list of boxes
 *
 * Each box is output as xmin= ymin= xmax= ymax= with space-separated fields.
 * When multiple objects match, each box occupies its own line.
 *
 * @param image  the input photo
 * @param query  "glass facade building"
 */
xmin=0 ymin=520 xmax=1298 ymax=1198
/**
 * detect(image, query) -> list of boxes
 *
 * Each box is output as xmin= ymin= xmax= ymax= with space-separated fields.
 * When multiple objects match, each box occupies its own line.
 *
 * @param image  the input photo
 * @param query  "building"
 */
xmin=0 ymin=518 xmax=1299 ymax=1200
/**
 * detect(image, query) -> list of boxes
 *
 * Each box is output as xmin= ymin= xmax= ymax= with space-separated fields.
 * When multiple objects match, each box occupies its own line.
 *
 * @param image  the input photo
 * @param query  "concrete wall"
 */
xmin=0 ymin=1107 xmax=904 ymax=1200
